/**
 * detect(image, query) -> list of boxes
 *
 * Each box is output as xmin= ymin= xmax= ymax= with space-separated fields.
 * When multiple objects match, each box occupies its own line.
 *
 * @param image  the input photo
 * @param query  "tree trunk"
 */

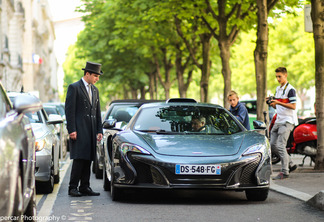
xmin=154 ymin=49 xmax=173 ymax=100
xmin=140 ymin=85 xmax=146 ymax=99
xmin=200 ymin=33 xmax=212 ymax=103
xmin=311 ymin=0 xmax=324 ymax=170
xmin=254 ymin=0 xmax=268 ymax=122
xmin=146 ymin=71 xmax=156 ymax=100
xmin=123 ymin=85 xmax=129 ymax=99
xmin=176 ymin=51 xmax=187 ymax=98
xmin=219 ymin=40 xmax=231 ymax=109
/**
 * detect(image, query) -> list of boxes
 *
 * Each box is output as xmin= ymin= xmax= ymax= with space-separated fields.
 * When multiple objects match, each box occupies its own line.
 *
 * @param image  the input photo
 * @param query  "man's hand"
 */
xmin=97 ymin=133 xmax=103 ymax=142
xmin=70 ymin=132 xmax=77 ymax=140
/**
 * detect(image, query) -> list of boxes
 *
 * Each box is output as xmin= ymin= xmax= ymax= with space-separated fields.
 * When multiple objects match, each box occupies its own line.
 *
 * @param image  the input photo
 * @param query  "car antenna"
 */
xmin=20 ymin=86 xmax=24 ymax=93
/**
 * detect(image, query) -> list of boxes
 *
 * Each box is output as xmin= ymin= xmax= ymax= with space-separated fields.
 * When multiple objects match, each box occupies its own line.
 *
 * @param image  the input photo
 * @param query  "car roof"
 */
xmin=140 ymin=100 xmax=223 ymax=109
xmin=108 ymin=99 xmax=164 ymax=106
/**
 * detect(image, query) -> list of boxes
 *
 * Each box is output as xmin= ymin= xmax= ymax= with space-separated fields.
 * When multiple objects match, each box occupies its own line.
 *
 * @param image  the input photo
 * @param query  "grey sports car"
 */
xmin=103 ymin=99 xmax=271 ymax=201
xmin=0 ymin=83 xmax=42 ymax=219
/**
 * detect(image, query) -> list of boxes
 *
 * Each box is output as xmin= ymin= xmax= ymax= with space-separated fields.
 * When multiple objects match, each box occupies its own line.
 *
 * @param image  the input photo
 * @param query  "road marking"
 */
xmin=69 ymin=200 xmax=93 ymax=221
xmin=37 ymin=158 xmax=71 ymax=217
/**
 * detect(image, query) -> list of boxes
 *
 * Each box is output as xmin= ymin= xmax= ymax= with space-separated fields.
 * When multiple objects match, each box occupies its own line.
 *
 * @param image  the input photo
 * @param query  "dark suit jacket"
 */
xmin=65 ymin=79 xmax=103 ymax=160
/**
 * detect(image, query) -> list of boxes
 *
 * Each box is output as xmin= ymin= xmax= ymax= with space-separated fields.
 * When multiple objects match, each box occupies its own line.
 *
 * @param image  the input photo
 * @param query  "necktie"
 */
xmin=88 ymin=84 xmax=92 ymax=104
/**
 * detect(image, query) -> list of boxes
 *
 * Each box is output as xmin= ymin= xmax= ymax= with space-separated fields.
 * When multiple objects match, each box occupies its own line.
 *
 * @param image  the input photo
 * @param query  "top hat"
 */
xmin=82 ymin=61 xmax=103 ymax=75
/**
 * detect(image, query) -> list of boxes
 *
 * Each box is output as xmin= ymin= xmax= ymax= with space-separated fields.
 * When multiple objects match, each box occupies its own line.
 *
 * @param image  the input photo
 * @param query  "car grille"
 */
xmin=129 ymin=153 xmax=261 ymax=188
xmin=130 ymin=160 xmax=153 ymax=184
xmin=228 ymin=154 xmax=261 ymax=186
xmin=239 ymin=155 xmax=260 ymax=185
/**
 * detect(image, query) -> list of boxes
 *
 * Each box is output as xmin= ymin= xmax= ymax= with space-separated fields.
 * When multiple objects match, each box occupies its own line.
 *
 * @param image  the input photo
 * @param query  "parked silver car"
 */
xmin=43 ymin=104 xmax=68 ymax=159
xmin=0 ymin=83 xmax=42 ymax=219
xmin=44 ymin=102 xmax=70 ymax=151
xmin=8 ymin=93 xmax=63 ymax=194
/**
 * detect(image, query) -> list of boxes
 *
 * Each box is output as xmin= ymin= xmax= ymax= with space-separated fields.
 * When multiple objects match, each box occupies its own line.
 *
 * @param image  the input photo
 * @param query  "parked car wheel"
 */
xmin=54 ymin=168 xmax=60 ymax=184
xmin=13 ymin=172 xmax=23 ymax=219
xmin=245 ymin=188 xmax=269 ymax=201
xmin=272 ymin=153 xmax=280 ymax=165
xmin=103 ymin=165 xmax=110 ymax=191
xmin=110 ymin=166 xmax=123 ymax=201
xmin=92 ymin=160 xmax=95 ymax=173
xmin=94 ymin=156 xmax=103 ymax=179
xmin=24 ymin=187 xmax=37 ymax=221
xmin=39 ymin=159 xmax=55 ymax=194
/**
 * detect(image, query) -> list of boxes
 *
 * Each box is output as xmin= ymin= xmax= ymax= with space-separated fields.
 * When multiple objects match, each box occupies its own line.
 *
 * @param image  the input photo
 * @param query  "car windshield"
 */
xmin=134 ymin=105 xmax=242 ymax=135
xmin=44 ymin=107 xmax=58 ymax=115
xmin=107 ymin=104 xmax=140 ymax=123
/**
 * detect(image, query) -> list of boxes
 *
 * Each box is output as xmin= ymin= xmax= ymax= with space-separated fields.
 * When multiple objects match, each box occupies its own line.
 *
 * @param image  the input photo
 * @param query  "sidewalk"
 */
xmin=270 ymin=154 xmax=324 ymax=210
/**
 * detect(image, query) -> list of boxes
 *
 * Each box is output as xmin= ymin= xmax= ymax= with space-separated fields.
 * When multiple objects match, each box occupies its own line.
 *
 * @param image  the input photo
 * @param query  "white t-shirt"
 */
xmin=274 ymin=82 xmax=298 ymax=125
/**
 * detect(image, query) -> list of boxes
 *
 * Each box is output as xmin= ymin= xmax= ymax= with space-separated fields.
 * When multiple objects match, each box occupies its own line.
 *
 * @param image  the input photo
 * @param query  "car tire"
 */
xmin=92 ymin=159 xmax=95 ymax=173
xmin=110 ymin=166 xmax=123 ymax=201
xmin=39 ymin=159 xmax=55 ymax=194
xmin=54 ymin=168 xmax=60 ymax=184
xmin=24 ymin=186 xmax=37 ymax=221
xmin=271 ymin=153 xmax=280 ymax=165
xmin=103 ymin=164 xmax=111 ymax=191
xmin=13 ymin=172 xmax=23 ymax=220
xmin=245 ymin=188 xmax=269 ymax=201
xmin=94 ymin=156 xmax=103 ymax=179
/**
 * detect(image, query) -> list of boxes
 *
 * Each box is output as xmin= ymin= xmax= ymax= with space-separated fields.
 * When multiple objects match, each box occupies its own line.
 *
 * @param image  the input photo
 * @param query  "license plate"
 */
xmin=175 ymin=164 xmax=221 ymax=175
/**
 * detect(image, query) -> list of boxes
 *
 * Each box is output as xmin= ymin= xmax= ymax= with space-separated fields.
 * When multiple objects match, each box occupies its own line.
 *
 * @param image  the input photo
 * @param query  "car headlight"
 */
xmin=35 ymin=139 xmax=46 ymax=151
xmin=243 ymin=143 xmax=266 ymax=156
xmin=120 ymin=143 xmax=151 ymax=155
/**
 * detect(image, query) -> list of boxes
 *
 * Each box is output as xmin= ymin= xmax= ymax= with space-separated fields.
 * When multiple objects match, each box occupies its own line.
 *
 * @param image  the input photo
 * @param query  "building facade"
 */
xmin=0 ymin=0 xmax=58 ymax=101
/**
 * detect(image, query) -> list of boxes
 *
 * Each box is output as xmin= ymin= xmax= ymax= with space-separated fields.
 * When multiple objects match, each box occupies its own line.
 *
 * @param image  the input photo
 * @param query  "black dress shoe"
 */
xmin=69 ymin=188 xmax=82 ymax=197
xmin=79 ymin=187 xmax=100 ymax=196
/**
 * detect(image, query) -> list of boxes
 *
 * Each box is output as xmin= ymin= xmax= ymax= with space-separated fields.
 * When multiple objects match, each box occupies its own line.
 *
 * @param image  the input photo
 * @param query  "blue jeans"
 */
xmin=270 ymin=122 xmax=295 ymax=175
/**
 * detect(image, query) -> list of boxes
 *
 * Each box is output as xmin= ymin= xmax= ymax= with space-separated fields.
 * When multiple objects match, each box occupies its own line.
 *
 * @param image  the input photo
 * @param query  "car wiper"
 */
xmin=155 ymin=129 xmax=172 ymax=134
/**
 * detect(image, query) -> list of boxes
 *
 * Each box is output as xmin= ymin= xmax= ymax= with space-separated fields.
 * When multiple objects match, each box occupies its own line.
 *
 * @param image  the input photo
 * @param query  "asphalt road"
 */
xmin=36 ymin=157 xmax=324 ymax=222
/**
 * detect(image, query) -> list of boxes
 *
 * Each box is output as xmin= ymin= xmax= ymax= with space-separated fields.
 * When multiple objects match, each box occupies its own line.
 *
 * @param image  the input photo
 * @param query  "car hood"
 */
xmin=31 ymin=123 xmax=48 ymax=139
xmin=135 ymin=131 xmax=245 ymax=157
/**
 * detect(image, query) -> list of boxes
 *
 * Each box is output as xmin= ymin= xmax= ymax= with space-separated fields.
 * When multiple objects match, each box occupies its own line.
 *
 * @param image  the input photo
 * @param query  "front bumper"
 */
xmin=113 ymin=151 xmax=271 ymax=190
xmin=35 ymin=149 xmax=52 ymax=182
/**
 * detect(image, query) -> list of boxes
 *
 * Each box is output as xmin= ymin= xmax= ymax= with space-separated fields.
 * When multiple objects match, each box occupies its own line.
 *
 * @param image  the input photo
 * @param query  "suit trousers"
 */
xmin=69 ymin=159 xmax=91 ymax=191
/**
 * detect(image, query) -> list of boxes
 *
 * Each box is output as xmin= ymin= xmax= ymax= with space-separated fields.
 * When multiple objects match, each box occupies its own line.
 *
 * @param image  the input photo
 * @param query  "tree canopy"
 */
xmin=63 ymin=0 xmax=314 ymax=112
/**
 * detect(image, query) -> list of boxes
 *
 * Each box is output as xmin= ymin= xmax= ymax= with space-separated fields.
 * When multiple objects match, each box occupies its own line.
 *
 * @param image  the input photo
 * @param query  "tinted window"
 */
xmin=25 ymin=111 xmax=43 ymax=123
xmin=107 ymin=104 xmax=140 ymax=123
xmin=0 ymin=86 xmax=11 ymax=118
xmin=243 ymin=101 xmax=257 ymax=114
xmin=0 ymin=90 xmax=7 ymax=118
xmin=134 ymin=105 xmax=242 ymax=135
xmin=56 ymin=105 xmax=65 ymax=116
xmin=44 ymin=107 xmax=58 ymax=115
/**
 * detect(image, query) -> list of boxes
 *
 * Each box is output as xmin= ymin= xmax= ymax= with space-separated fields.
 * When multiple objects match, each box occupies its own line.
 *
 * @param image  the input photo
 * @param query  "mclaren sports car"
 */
xmin=103 ymin=98 xmax=271 ymax=201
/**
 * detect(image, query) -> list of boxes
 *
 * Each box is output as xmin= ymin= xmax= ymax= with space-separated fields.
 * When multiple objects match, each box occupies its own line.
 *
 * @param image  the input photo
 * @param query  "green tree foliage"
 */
xmin=63 ymin=1 xmax=313 ymax=111
xmin=267 ymin=12 xmax=315 ymax=111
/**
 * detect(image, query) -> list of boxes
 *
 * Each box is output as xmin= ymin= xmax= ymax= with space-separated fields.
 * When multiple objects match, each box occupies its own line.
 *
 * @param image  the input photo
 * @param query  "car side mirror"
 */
xmin=13 ymin=94 xmax=42 ymax=114
xmin=102 ymin=119 xmax=117 ymax=129
xmin=253 ymin=120 xmax=267 ymax=130
xmin=47 ymin=114 xmax=63 ymax=125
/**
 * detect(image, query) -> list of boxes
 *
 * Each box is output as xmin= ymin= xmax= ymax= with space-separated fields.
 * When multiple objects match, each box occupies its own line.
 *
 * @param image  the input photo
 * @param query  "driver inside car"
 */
xmin=191 ymin=116 xmax=207 ymax=132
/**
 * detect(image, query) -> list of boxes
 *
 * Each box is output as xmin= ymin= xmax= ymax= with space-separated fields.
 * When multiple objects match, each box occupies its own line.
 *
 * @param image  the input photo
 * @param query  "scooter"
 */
xmin=269 ymin=113 xmax=317 ymax=166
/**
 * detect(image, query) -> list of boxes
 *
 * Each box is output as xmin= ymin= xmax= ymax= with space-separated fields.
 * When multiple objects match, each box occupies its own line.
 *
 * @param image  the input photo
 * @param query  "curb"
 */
xmin=270 ymin=181 xmax=324 ymax=211
xmin=307 ymin=191 xmax=324 ymax=211
xmin=270 ymin=181 xmax=312 ymax=201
